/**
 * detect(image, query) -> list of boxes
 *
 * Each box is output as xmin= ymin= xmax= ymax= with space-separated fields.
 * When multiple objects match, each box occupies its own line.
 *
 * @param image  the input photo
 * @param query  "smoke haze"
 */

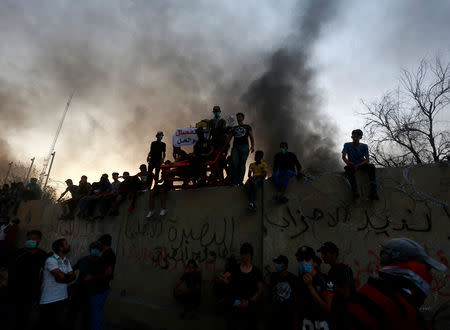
xmin=0 ymin=0 xmax=449 ymax=183
xmin=243 ymin=0 xmax=340 ymax=170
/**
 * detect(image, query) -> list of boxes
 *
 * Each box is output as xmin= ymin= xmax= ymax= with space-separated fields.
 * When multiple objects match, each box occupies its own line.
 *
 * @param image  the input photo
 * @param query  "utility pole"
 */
xmin=39 ymin=92 xmax=74 ymax=186
xmin=24 ymin=157 xmax=35 ymax=184
xmin=4 ymin=162 xmax=13 ymax=185
xmin=42 ymin=152 xmax=55 ymax=196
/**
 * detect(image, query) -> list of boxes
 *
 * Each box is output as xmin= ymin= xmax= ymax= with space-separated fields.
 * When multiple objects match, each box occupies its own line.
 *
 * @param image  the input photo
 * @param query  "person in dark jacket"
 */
xmin=273 ymin=142 xmax=302 ymax=202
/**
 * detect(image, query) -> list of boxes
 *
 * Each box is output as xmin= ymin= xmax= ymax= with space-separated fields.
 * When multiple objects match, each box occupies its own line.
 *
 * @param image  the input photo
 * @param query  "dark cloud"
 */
xmin=242 ymin=0 xmax=340 ymax=171
xmin=2 ymin=0 xmax=446 ymax=181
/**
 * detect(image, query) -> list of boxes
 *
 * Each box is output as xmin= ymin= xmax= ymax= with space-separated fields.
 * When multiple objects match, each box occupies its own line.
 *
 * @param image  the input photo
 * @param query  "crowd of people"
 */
xmin=45 ymin=106 xmax=379 ymax=221
xmin=174 ymin=238 xmax=446 ymax=330
xmin=0 ymin=231 xmax=116 ymax=330
xmin=0 ymin=178 xmax=41 ymax=218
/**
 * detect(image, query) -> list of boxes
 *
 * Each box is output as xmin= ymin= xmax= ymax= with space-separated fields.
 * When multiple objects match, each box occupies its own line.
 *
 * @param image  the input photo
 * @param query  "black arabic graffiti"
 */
xmin=266 ymin=205 xmax=433 ymax=239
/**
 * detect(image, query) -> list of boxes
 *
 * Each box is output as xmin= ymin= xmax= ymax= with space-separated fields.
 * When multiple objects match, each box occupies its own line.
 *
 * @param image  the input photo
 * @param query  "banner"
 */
xmin=172 ymin=127 xmax=210 ymax=147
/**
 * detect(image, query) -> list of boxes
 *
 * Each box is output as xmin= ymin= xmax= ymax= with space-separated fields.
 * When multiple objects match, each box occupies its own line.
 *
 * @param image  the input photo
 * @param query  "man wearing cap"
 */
xmin=318 ymin=241 xmax=355 ymax=329
xmin=269 ymin=255 xmax=297 ymax=330
xmin=147 ymin=131 xmax=166 ymax=189
xmin=296 ymin=246 xmax=334 ymax=330
xmin=346 ymin=237 xmax=447 ymax=329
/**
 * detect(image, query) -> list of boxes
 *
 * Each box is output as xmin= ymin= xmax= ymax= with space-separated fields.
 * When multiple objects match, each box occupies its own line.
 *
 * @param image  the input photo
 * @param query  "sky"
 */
xmin=0 ymin=0 xmax=449 ymax=191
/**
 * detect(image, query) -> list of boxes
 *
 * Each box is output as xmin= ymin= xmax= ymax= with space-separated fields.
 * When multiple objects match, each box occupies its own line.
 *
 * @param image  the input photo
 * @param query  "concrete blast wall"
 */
xmin=15 ymin=163 xmax=450 ymax=329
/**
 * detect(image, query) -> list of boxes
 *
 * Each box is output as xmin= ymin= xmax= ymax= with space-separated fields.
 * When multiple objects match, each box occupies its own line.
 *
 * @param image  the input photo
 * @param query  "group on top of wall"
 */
xmin=54 ymin=105 xmax=379 ymax=221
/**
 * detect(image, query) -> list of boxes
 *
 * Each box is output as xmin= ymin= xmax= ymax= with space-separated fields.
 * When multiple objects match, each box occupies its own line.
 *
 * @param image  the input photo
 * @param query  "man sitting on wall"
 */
xmin=342 ymin=129 xmax=378 ymax=200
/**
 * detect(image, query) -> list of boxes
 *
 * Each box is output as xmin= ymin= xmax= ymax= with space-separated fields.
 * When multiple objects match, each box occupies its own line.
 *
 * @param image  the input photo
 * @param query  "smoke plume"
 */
xmin=0 ymin=0 xmax=339 ymax=182
xmin=242 ymin=0 xmax=340 ymax=171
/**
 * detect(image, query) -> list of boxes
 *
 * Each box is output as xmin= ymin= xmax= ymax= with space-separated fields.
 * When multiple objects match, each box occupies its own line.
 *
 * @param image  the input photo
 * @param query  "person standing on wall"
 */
xmin=39 ymin=238 xmax=75 ymax=330
xmin=147 ymin=131 xmax=166 ymax=189
xmin=209 ymin=105 xmax=229 ymax=151
xmin=318 ymin=242 xmax=355 ymax=330
xmin=226 ymin=113 xmax=255 ymax=186
xmin=342 ymin=129 xmax=379 ymax=200
xmin=84 ymin=234 xmax=116 ymax=330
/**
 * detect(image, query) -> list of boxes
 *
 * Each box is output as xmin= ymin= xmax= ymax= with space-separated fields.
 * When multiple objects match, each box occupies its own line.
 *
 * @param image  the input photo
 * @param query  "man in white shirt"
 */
xmin=38 ymin=238 xmax=75 ymax=330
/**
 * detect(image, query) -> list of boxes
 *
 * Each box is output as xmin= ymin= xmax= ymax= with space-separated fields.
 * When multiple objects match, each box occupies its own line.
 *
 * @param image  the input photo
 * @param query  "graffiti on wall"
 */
xmin=39 ymin=219 xmax=109 ymax=262
xmin=121 ymin=216 xmax=235 ymax=276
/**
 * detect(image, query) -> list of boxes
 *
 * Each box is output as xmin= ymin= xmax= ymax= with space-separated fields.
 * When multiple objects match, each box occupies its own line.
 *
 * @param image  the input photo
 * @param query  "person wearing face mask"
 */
xmin=296 ymin=246 xmax=334 ymax=330
xmin=226 ymin=112 xmax=255 ymax=186
xmin=346 ymin=237 xmax=447 ymax=330
xmin=209 ymin=105 xmax=229 ymax=150
xmin=39 ymin=238 xmax=75 ymax=330
xmin=269 ymin=255 xmax=298 ymax=330
xmin=147 ymin=131 xmax=166 ymax=189
xmin=317 ymin=241 xmax=355 ymax=329
xmin=273 ymin=142 xmax=302 ymax=203
xmin=4 ymin=230 xmax=46 ymax=330
xmin=67 ymin=241 xmax=103 ymax=330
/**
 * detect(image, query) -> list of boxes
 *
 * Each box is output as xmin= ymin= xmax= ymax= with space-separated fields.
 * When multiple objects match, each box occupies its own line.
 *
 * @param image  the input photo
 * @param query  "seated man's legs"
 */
xmin=273 ymin=170 xmax=294 ymax=192
xmin=358 ymin=163 xmax=378 ymax=199
xmin=272 ymin=171 xmax=283 ymax=190
xmin=280 ymin=170 xmax=295 ymax=190
xmin=98 ymin=195 xmax=115 ymax=217
xmin=245 ymin=178 xmax=263 ymax=207
xmin=78 ymin=196 xmax=93 ymax=218
xmin=344 ymin=165 xmax=358 ymax=194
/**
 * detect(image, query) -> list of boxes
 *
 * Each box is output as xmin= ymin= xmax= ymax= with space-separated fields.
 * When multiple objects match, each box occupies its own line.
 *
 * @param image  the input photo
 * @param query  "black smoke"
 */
xmin=242 ymin=0 xmax=340 ymax=171
xmin=0 ymin=0 xmax=340 ymax=181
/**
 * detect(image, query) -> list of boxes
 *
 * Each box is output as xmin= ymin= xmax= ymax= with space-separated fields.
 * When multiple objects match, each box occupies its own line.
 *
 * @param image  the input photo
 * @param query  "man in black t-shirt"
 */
xmin=67 ymin=241 xmax=103 ymax=330
xmin=85 ymin=234 xmax=116 ymax=330
xmin=227 ymin=243 xmax=263 ymax=330
xmin=147 ymin=131 xmax=166 ymax=189
xmin=269 ymin=255 xmax=297 ymax=330
xmin=6 ymin=230 xmax=47 ymax=330
xmin=209 ymin=105 xmax=229 ymax=150
xmin=226 ymin=113 xmax=255 ymax=186
xmin=318 ymin=241 xmax=355 ymax=330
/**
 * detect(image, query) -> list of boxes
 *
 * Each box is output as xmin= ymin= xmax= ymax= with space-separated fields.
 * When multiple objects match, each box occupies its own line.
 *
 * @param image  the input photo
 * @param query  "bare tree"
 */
xmin=362 ymin=57 xmax=450 ymax=167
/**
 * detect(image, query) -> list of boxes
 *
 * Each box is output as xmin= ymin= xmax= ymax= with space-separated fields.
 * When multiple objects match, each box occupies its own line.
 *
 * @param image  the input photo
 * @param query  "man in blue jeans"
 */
xmin=226 ymin=112 xmax=255 ymax=186
xmin=85 ymin=234 xmax=116 ymax=330
xmin=273 ymin=142 xmax=302 ymax=203
xmin=342 ymin=129 xmax=378 ymax=200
